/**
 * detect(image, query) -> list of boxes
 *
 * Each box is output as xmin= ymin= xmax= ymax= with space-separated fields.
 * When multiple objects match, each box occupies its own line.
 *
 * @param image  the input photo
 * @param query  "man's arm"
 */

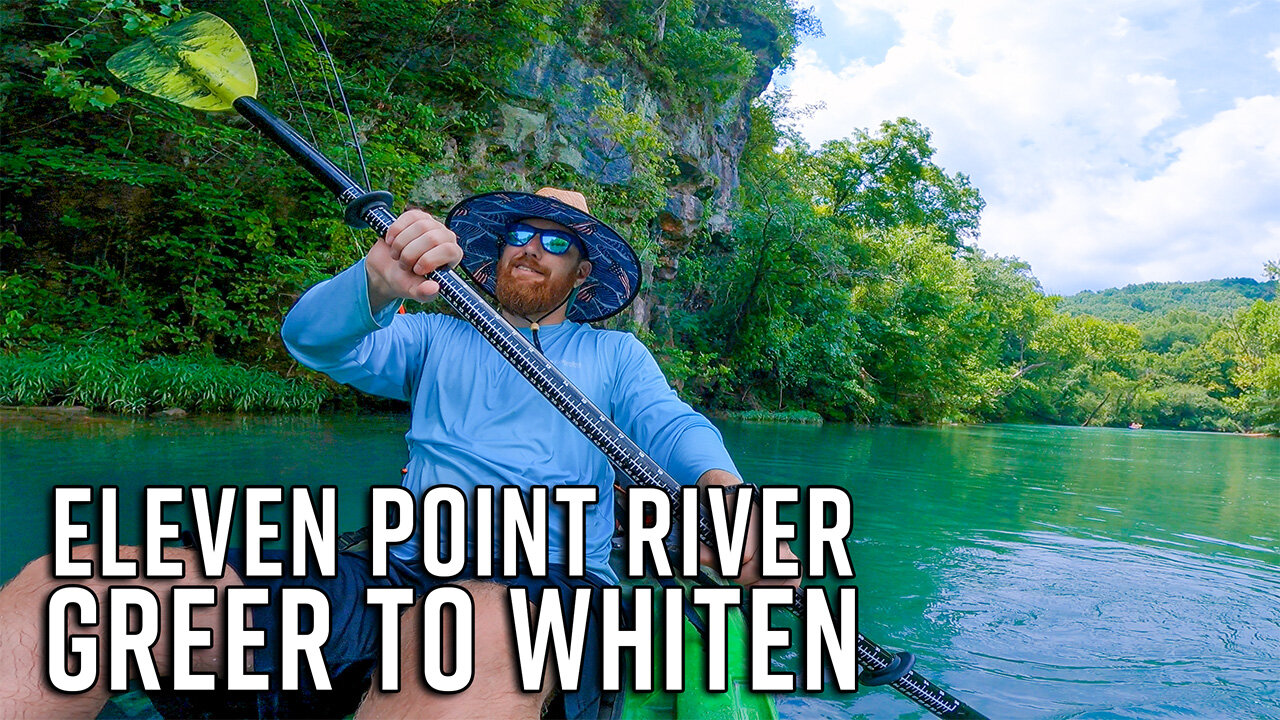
xmin=697 ymin=468 xmax=741 ymax=489
xmin=695 ymin=468 xmax=802 ymax=588
xmin=281 ymin=209 xmax=462 ymax=400
xmin=609 ymin=338 xmax=800 ymax=587
xmin=609 ymin=334 xmax=742 ymax=485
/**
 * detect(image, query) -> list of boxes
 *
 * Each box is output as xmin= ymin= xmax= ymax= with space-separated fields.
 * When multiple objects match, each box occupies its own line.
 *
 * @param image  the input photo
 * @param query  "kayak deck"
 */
xmin=95 ymin=528 xmax=778 ymax=720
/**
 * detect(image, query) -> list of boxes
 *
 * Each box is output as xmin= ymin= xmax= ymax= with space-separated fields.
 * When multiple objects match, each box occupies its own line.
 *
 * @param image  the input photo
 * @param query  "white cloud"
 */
xmin=779 ymin=0 xmax=1280 ymax=292
xmin=1269 ymin=47 xmax=1280 ymax=73
xmin=986 ymin=96 xmax=1280 ymax=291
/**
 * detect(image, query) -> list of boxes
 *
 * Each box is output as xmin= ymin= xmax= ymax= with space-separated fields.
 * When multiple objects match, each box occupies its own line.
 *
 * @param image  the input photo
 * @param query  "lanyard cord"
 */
xmin=517 ymin=289 xmax=574 ymax=352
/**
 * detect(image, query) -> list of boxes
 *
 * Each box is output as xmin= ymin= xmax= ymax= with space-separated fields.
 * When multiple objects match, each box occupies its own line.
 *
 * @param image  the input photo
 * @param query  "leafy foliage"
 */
xmin=1033 ymin=275 xmax=1279 ymax=431
xmin=3 ymin=0 xmax=798 ymax=407
xmin=574 ymin=0 xmax=808 ymax=108
xmin=651 ymin=97 xmax=1276 ymax=432
xmin=1059 ymin=278 xmax=1276 ymax=324
xmin=2 ymin=0 xmax=1271 ymax=434
xmin=654 ymin=101 xmax=1021 ymax=424
xmin=0 ymin=342 xmax=329 ymax=413
xmin=1213 ymin=299 xmax=1280 ymax=428
xmin=816 ymin=118 xmax=986 ymax=248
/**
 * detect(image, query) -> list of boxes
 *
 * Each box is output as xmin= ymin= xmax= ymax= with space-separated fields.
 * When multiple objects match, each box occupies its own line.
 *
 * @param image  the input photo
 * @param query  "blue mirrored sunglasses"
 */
xmin=503 ymin=222 xmax=588 ymax=259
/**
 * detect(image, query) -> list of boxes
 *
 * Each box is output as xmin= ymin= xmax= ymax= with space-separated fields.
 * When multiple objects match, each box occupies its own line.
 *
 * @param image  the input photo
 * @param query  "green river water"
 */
xmin=1 ymin=416 xmax=1277 ymax=719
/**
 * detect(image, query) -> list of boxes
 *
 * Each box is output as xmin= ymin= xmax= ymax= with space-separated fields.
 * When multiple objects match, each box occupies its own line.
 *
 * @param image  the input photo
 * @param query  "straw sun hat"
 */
xmin=445 ymin=188 xmax=641 ymax=323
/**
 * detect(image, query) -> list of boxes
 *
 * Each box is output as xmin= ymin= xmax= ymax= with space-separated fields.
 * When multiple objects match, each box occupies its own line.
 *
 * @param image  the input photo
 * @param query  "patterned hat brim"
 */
xmin=445 ymin=192 xmax=641 ymax=323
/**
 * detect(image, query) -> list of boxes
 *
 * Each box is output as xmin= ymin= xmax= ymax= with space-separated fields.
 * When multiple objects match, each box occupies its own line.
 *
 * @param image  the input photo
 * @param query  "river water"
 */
xmin=1 ymin=416 xmax=1277 ymax=719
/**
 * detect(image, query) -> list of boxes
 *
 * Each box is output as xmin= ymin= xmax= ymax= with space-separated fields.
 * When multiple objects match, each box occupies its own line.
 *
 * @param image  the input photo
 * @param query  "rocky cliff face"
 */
xmin=456 ymin=1 xmax=785 ymax=325
xmin=505 ymin=14 xmax=779 ymax=236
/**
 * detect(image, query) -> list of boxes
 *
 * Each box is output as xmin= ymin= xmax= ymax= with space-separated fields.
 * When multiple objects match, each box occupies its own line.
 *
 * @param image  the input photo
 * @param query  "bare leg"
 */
xmin=356 ymin=580 xmax=554 ymax=720
xmin=0 ymin=545 xmax=246 ymax=719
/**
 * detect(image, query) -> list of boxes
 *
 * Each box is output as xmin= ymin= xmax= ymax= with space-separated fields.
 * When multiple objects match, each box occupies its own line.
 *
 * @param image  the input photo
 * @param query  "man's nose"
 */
xmin=519 ymin=237 xmax=546 ymax=257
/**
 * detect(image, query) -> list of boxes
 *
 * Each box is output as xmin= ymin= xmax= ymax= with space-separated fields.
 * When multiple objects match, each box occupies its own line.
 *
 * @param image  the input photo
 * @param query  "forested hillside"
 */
xmin=1060 ymin=278 xmax=1276 ymax=324
xmin=2 ymin=0 xmax=1276 ymax=432
xmin=655 ymin=102 xmax=1279 ymax=432
xmin=1030 ymin=276 xmax=1279 ymax=432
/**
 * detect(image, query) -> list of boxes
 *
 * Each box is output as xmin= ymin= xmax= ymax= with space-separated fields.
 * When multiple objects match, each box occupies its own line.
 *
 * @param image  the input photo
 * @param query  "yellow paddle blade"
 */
xmin=107 ymin=12 xmax=257 ymax=111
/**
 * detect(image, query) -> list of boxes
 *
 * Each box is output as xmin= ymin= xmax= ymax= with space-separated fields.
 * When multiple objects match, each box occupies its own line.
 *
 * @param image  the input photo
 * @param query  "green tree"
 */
xmin=1212 ymin=298 xmax=1280 ymax=428
xmin=815 ymin=118 xmax=985 ymax=248
xmin=655 ymin=98 xmax=873 ymax=415
xmin=1002 ymin=312 xmax=1146 ymax=425
xmin=849 ymin=226 xmax=980 ymax=421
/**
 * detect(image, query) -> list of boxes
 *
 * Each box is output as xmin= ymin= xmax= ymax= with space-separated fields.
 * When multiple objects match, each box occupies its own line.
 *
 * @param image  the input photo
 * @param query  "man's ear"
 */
xmin=574 ymin=260 xmax=593 ymax=286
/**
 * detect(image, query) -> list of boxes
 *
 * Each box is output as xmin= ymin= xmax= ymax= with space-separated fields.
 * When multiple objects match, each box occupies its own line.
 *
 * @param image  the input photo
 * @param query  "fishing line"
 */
xmin=282 ymin=0 xmax=347 ymax=174
xmin=261 ymin=0 xmax=319 ymax=147
xmin=264 ymin=0 xmax=370 ymax=253
xmin=291 ymin=0 xmax=371 ymax=190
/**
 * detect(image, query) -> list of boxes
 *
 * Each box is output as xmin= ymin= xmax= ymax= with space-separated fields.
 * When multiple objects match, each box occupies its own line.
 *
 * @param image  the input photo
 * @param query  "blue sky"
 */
xmin=774 ymin=0 xmax=1280 ymax=294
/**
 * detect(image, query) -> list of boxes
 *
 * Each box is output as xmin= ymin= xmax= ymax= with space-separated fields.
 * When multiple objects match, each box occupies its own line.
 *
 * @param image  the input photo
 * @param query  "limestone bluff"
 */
xmin=405 ymin=0 xmax=796 ymax=328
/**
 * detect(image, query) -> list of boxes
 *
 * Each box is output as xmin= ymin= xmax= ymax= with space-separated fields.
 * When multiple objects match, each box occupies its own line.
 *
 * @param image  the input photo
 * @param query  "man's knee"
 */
xmin=1 ymin=545 xmax=115 ymax=605
xmin=0 ymin=552 xmax=62 ymax=612
xmin=397 ymin=580 xmax=505 ymax=653
xmin=456 ymin=579 xmax=506 ymax=597
xmin=395 ymin=581 xmax=520 ymax=673
xmin=3 ymin=545 xmax=248 ymax=677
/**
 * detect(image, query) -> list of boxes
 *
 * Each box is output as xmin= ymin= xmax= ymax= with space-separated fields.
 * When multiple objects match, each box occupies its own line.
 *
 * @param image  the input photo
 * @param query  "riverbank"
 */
xmin=708 ymin=409 xmax=825 ymax=425
xmin=7 ymin=404 xmax=1276 ymax=437
xmin=0 ymin=405 xmax=191 ymax=424
xmin=0 ymin=346 xmax=329 ymax=414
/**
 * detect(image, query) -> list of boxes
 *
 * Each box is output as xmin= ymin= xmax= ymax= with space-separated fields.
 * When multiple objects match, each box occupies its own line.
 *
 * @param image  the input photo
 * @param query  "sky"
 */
xmin=773 ymin=0 xmax=1280 ymax=294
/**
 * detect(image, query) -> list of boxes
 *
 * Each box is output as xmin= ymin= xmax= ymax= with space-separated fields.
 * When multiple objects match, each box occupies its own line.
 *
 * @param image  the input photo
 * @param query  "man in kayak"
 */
xmin=282 ymin=186 xmax=798 ymax=718
xmin=0 ymin=187 xmax=797 ymax=719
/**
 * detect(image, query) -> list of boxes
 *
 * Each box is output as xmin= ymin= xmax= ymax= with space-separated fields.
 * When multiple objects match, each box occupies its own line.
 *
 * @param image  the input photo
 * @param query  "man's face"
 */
xmin=495 ymin=218 xmax=592 ymax=318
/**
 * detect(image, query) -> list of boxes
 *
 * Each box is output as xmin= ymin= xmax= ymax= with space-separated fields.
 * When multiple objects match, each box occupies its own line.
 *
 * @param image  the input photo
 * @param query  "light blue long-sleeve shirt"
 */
xmin=281 ymin=260 xmax=740 ymax=582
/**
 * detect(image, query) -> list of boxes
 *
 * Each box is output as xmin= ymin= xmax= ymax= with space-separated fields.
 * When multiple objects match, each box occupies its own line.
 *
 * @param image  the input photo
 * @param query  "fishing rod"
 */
xmin=107 ymin=13 xmax=987 ymax=719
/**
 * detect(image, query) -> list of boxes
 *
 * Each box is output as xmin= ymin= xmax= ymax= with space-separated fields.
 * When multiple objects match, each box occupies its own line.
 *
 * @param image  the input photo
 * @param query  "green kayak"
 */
xmin=601 ymin=574 xmax=779 ymax=720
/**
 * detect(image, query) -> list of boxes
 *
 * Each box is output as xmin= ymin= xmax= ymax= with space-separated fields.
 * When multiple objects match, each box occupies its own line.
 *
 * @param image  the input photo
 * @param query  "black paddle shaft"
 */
xmin=232 ymin=96 xmax=988 ymax=720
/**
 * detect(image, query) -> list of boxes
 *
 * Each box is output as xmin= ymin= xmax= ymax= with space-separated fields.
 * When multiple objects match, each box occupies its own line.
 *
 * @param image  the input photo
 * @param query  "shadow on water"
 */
xmin=2 ymin=417 xmax=1277 ymax=719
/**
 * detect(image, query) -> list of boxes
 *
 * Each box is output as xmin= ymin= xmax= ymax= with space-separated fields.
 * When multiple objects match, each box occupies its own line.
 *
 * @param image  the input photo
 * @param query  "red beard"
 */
xmin=495 ymin=255 xmax=579 ymax=318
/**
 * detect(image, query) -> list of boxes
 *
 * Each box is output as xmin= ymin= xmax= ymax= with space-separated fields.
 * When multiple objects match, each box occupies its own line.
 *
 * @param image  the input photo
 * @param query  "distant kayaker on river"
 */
xmin=0 ymin=187 xmax=799 ymax=720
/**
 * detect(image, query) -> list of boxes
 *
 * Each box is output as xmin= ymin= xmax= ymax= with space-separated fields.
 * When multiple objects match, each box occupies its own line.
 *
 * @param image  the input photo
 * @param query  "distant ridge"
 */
xmin=1058 ymin=277 xmax=1276 ymax=324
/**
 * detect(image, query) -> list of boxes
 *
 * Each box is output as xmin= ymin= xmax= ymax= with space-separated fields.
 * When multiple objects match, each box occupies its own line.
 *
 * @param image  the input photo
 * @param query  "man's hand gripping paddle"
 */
xmin=107 ymin=13 xmax=989 ymax=719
